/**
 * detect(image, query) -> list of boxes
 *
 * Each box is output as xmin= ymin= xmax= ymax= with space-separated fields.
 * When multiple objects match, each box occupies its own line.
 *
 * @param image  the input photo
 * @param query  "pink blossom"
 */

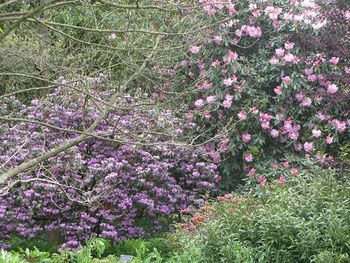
xmin=283 ymin=119 xmax=293 ymax=132
xmin=288 ymin=131 xmax=299 ymax=140
xmin=252 ymin=10 xmax=261 ymax=18
xmin=326 ymin=135 xmax=333 ymax=144
xmin=270 ymin=129 xmax=279 ymax=138
xmin=284 ymin=12 xmax=293 ymax=20
xmin=269 ymin=12 xmax=278 ymax=20
xmin=203 ymin=5 xmax=216 ymax=16
xmin=242 ymin=133 xmax=252 ymax=143
xmin=189 ymin=46 xmax=201 ymax=54
xmin=238 ymin=110 xmax=247 ymax=120
xmin=327 ymin=84 xmax=338 ymax=94
xmin=257 ymin=175 xmax=265 ymax=183
xmin=328 ymin=119 xmax=346 ymax=132
xmin=312 ymin=129 xmax=322 ymax=138
xmin=212 ymin=60 xmax=221 ymax=67
xmin=293 ymin=56 xmax=300 ymax=64
xmin=227 ymin=3 xmax=236 ymax=15
xmin=206 ymin=96 xmax=216 ymax=104
xmin=330 ymin=57 xmax=339 ymax=65
xmin=242 ymin=25 xmax=262 ymax=38
xmin=272 ymin=20 xmax=281 ymax=29
xmin=283 ymin=161 xmax=289 ymax=168
xmin=204 ymin=111 xmax=211 ymax=119
xmin=258 ymin=175 xmax=266 ymax=187
xmin=219 ymin=137 xmax=230 ymax=152
xmin=231 ymin=75 xmax=238 ymax=82
xmin=260 ymin=180 xmax=266 ymax=187
xmin=327 ymin=154 xmax=334 ymax=161
xmin=260 ymin=122 xmax=269 ymax=130
xmin=259 ymin=113 xmax=273 ymax=122
xmin=307 ymin=74 xmax=317 ymax=82
xmin=198 ymin=81 xmax=213 ymax=90
xmin=276 ymin=113 xmax=285 ymax=121
xmin=223 ymin=100 xmax=232 ymax=108
xmin=295 ymin=143 xmax=303 ymax=152
xmin=345 ymin=10 xmax=350 ymax=20
xmin=213 ymin=2 xmax=224 ymax=9
xmin=300 ymin=97 xmax=312 ymax=108
xmin=284 ymin=53 xmax=295 ymax=62
xmin=234 ymin=85 xmax=243 ymax=93
xmin=305 ymin=68 xmax=313 ymax=75
xmin=270 ymin=57 xmax=279 ymax=65
xmin=272 ymin=163 xmax=279 ymax=169
xmin=251 ymin=106 xmax=259 ymax=114
xmin=295 ymin=92 xmax=304 ymax=101
xmin=316 ymin=111 xmax=327 ymax=121
xmin=223 ymin=78 xmax=234 ymax=87
xmin=290 ymin=168 xmax=298 ymax=175
xmin=235 ymin=29 xmax=243 ymax=37
xmin=248 ymin=167 xmax=256 ymax=177
xmin=277 ymin=175 xmax=286 ymax=185
xmin=244 ymin=154 xmax=253 ymax=162
xmin=213 ymin=35 xmax=223 ymax=44
xmin=274 ymin=86 xmax=282 ymax=95
xmin=265 ymin=6 xmax=282 ymax=20
xmin=345 ymin=66 xmax=350 ymax=74
xmin=223 ymin=94 xmax=233 ymax=108
xmin=250 ymin=3 xmax=258 ymax=10
xmin=275 ymin=48 xmax=285 ymax=57
xmin=336 ymin=121 xmax=347 ymax=132
xmin=303 ymin=142 xmax=313 ymax=152
xmin=282 ymin=76 xmax=292 ymax=84
xmin=194 ymin=99 xmax=204 ymax=108
xmin=209 ymin=151 xmax=220 ymax=162
xmin=198 ymin=62 xmax=205 ymax=70
xmin=228 ymin=50 xmax=238 ymax=60
xmin=284 ymin=42 xmax=294 ymax=50
xmin=312 ymin=20 xmax=327 ymax=30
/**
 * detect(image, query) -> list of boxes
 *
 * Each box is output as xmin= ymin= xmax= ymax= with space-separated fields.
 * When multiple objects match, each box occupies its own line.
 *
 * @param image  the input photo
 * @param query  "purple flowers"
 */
xmin=0 ymin=90 xmax=217 ymax=250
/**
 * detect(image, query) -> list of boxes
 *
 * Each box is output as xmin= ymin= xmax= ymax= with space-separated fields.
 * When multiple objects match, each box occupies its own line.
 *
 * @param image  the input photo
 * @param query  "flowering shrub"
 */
xmin=170 ymin=0 xmax=350 ymax=190
xmin=0 ymin=88 xmax=217 ymax=250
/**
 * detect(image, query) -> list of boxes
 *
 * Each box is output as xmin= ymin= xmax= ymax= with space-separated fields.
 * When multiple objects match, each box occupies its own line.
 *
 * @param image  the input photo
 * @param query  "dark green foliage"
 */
xmin=166 ymin=169 xmax=350 ymax=262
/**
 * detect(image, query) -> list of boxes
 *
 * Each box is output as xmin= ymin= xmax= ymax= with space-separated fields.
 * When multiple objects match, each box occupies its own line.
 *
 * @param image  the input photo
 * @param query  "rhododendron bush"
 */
xmin=167 ymin=0 xmax=350 ymax=190
xmin=0 ymin=89 xmax=217 ymax=250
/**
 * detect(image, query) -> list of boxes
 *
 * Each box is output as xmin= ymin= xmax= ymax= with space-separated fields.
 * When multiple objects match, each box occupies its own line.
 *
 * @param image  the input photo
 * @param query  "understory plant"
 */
xmin=167 ymin=167 xmax=350 ymax=263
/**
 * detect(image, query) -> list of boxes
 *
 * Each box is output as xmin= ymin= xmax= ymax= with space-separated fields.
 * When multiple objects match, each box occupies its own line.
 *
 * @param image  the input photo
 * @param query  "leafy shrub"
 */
xmin=0 ymin=88 xmax=218 ymax=250
xmin=160 ymin=0 xmax=350 ymax=190
xmin=167 ymin=168 xmax=350 ymax=262
xmin=0 ymin=250 xmax=26 ymax=263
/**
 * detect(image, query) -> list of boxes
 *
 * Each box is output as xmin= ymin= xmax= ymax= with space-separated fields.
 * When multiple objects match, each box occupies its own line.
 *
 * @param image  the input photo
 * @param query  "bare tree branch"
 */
xmin=0 ymin=0 xmax=60 ymax=43
xmin=0 ymin=36 xmax=161 ymax=185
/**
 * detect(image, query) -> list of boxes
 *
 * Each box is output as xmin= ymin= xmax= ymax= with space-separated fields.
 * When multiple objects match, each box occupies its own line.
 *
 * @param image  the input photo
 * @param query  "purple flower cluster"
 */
xmin=0 ymin=89 xmax=217 ymax=250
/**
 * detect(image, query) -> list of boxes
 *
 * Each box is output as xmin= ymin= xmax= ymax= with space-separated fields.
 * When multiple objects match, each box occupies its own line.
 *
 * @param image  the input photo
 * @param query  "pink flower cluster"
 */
xmin=223 ymin=94 xmax=233 ymax=108
xmin=236 ymin=25 xmax=262 ymax=38
xmin=280 ymin=119 xmax=301 ymax=141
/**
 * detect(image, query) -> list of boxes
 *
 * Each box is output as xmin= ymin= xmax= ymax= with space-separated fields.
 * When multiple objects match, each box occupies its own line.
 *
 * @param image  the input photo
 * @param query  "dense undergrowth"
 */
xmin=2 ymin=165 xmax=349 ymax=262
